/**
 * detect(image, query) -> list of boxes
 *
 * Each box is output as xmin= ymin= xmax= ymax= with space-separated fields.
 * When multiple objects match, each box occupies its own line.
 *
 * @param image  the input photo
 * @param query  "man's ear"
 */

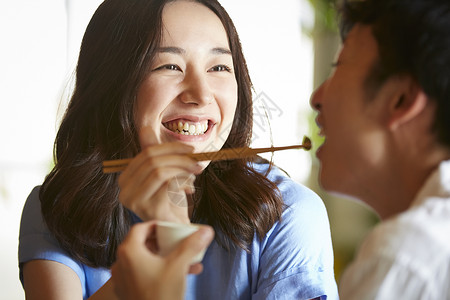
xmin=388 ymin=77 xmax=428 ymax=131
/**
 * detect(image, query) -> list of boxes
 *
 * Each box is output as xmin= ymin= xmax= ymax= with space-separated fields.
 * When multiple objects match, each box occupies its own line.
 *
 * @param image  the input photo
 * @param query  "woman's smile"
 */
xmin=163 ymin=120 xmax=209 ymax=136
xmin=161 ymin=116 xmax=216 ymax=143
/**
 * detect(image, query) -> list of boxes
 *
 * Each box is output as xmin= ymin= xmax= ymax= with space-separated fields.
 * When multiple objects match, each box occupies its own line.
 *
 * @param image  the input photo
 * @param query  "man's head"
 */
xmin=310 ymin=0 xmax=450 ymax=216
xmin=340 ymin=0 xmax=450 ymax=147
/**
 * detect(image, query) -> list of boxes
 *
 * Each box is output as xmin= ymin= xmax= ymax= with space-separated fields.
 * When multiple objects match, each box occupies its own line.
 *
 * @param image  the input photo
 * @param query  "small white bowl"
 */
xmin=156 ymin=221 xmax=206 ymax=263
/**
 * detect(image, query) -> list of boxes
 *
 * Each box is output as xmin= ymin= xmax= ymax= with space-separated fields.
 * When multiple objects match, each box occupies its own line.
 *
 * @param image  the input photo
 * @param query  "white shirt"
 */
xmin=339 ymin=160 xmax=450 ymax=300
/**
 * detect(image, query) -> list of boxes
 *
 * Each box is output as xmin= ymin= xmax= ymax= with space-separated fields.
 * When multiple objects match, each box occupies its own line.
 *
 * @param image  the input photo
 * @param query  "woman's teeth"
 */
xmin=165 ymin=121 xmax=208 ymax=135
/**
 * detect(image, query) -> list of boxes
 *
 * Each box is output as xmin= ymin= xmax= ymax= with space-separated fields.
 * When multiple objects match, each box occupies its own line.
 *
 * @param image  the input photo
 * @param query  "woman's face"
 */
xmin=135 ymin=0 xmax=238 ymax=156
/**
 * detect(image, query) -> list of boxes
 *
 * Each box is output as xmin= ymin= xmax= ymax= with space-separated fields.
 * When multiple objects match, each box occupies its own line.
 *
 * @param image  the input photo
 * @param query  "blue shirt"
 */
xmin=186 ymin=164 xmax=338 ymax=299
xmin=19 ymin=164 xmax=338 ymax=299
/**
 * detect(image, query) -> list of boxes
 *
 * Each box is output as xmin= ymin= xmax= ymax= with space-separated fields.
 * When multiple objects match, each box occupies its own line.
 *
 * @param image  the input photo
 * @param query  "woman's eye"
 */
xmin=154 ymin=64 xmax=181 ymax=71
xmin=209 ymin=65 xmax=231 ymax=72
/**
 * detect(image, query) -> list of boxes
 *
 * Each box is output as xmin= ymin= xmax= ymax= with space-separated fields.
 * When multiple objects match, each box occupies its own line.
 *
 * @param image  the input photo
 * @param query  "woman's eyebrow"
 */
xmin=157 ymin=47 xmax=231 ymax=56
xmin=157 ymin=47 xmax=186 ymax=55
xmin=211 ymin=47 xmax=231 ymax=55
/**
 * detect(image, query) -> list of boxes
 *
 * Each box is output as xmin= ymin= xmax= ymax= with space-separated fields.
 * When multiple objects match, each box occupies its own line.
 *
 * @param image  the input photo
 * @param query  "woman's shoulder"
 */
xmin=20 ymin=186 xmax=65 ymax=258
xmin=19 ymin=186 xmax=103 ymax=295
xmin=19 ymin=185 xmax=59 ymax=252
xmin=20 ymin=186 xmax=43 ymax=231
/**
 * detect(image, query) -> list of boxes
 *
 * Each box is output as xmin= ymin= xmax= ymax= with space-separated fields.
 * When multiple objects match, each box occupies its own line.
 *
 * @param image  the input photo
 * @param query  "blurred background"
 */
xmin=0 ymin=0 xmax=378 ymax=298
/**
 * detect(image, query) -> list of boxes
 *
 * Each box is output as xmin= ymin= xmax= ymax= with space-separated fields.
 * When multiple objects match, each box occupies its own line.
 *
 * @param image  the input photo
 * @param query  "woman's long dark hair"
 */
xmin=40 ymin=0 xmax=283 ymax=268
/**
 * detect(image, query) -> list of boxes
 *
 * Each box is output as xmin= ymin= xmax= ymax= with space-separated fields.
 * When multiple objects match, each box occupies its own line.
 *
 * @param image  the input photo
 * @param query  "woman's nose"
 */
xmin=179 ymin=71 xmax=213 ymax=106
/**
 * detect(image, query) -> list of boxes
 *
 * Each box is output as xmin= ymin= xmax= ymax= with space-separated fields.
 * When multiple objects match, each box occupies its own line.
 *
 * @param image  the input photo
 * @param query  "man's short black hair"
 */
xmin=340 ymin=0 xmax=450 ymax=147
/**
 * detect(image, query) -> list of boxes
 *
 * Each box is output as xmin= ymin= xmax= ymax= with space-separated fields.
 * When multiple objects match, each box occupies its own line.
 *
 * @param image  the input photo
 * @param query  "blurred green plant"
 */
xmin=307 ymin=0 xmax=338 ymax=32
xmin=305 ymin=0 xmax=339 ymax=153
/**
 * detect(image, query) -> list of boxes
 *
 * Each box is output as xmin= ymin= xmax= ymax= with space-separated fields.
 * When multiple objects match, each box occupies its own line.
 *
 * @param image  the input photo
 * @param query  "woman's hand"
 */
xmin=118 ymin=140 xmax=202 ymax=223
xmin=111 ymin=221 xmax=214 ymax=300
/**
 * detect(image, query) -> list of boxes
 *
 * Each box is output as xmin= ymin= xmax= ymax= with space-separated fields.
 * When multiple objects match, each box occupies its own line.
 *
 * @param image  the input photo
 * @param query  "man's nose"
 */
xmin=310 ymin=81 xmax=326 ymax=111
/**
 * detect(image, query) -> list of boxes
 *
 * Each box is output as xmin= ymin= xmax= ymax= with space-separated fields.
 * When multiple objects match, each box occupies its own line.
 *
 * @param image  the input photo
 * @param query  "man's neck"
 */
xmin=374 ymin=147 xmax=450 ymax=220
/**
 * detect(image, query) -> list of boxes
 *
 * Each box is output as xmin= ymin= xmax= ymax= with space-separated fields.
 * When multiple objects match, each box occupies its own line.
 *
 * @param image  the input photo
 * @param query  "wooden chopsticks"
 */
xmin=102 ymin=136 xmax=312 ymax=174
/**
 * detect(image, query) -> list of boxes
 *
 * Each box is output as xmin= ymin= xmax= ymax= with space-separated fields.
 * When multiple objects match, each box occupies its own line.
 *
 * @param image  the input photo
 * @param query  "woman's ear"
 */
xmin=388 ymin=77 xmax=428 ymax=131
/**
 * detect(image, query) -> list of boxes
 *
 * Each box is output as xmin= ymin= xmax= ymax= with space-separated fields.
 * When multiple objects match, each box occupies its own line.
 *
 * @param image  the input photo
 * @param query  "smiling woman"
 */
xmin=134 ymin=2 xmax=238 ymax=150
xmin=17 ymin=0 xmax=337 ymax=299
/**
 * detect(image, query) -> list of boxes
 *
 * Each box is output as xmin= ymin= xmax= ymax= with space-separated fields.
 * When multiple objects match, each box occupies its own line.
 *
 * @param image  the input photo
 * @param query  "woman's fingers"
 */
xmin=117 ymin=142 xmax=203 ymax=221
xmin=119 ymin=146 xmax=201 ymax=187
xmin=118 ymin=143 xmax=201 ymax=198
xmin=120 ymin=167 xmax=192 ymax=205
xmin=120 ymin=167 xmax=196 ymax=221
xmin=119 ymin=141 xmax=193 ymax=175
